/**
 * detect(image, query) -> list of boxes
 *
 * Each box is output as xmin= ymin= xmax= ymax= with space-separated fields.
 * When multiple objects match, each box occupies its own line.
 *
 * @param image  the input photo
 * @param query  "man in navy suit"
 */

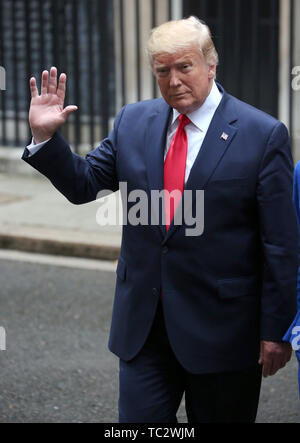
xmin=23 ymin=17 xmax=298 ymax=423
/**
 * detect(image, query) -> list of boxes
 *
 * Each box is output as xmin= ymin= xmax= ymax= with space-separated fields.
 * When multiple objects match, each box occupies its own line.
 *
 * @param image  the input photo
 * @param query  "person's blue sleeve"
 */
xmin=284 ymin=162 xmax=300 ymax=397
xmin=293 ymin=162 xmax=300 ymax=310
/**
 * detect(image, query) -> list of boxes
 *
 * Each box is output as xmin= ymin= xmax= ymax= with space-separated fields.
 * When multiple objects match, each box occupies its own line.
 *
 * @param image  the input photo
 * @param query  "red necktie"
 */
xmin=164 ymin=114 xmax=190 ymax=231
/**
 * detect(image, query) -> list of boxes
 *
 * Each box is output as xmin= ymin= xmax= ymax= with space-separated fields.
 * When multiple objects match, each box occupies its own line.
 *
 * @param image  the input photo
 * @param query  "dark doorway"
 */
xmin=183 ymin=0 xmax=280 ymax=117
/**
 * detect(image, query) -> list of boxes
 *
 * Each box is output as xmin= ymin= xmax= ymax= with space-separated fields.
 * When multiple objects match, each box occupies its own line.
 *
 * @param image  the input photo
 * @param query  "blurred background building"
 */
xmin=0 ymin=0 xmax=299 ymax=160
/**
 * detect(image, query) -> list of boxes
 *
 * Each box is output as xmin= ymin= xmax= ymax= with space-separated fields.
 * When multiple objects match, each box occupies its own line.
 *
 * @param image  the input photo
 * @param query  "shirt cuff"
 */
xmin=26 ymin=137 xmax=51 ymax=157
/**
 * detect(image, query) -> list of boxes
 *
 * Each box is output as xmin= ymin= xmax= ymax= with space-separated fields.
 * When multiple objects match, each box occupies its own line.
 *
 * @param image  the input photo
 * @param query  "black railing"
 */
xmin=0 ymin=0 xmax=115 ymax=152
xmin=116 ymin=0 xmax=174 ymax=107
xmin=0 ymin=0 xmax=287 ymax=152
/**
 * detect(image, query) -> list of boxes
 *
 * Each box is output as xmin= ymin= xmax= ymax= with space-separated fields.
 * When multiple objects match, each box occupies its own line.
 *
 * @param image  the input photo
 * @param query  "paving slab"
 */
xmin=0 ymin=172 xmax=122 ymax=260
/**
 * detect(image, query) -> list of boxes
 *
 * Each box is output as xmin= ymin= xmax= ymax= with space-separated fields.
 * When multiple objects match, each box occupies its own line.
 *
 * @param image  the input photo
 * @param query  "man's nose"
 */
xmin=169 ymin=70 xmax=182 ymax=88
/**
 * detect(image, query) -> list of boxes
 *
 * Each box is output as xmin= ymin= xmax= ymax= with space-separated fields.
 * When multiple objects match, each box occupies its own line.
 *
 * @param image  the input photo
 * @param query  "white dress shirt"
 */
xmin=165 ymin=81 xmax=222 ymax=183
xmin=26 ymin=137 xmax=51 ymax=156
xmin=27 ymin=81 xmax=222 ymax=181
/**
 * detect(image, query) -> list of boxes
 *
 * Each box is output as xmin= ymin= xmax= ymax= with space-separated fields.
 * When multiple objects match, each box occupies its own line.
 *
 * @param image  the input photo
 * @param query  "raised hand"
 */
xmin=29 ymin=67 xmax=78 ymax=144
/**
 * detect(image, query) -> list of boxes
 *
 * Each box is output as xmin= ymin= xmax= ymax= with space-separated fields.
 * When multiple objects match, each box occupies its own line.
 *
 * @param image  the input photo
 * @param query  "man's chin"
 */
xmin=173 ymin=102 xmax=195 ymax=115
xmin=168 ymin=97 xmax=188 ymax=112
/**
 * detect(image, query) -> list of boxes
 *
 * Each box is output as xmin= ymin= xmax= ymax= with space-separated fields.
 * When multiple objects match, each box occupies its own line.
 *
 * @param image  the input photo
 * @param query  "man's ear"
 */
xmin=208 ymin=64 xmax=217 ymax=79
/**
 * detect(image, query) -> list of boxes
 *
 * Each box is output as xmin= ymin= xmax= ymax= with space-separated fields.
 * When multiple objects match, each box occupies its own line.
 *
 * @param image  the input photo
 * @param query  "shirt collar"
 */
xmin=171 ymin=81 xmax=223 ymax=132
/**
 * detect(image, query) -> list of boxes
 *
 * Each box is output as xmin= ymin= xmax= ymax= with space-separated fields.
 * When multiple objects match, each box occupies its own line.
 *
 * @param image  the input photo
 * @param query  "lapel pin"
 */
xmin=221 ymin=132 xmax=229 ymax=141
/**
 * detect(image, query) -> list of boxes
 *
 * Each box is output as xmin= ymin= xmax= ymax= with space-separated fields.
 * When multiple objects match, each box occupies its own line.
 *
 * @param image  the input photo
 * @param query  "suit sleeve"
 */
xmin=257 ymin=122 xmax=299 ymax=342
xmin=22 ymin=107 xmax=126 ymax=205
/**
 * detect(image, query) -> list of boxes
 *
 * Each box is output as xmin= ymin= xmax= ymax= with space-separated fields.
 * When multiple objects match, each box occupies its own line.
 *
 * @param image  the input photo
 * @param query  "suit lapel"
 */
xmin=185 ymin=111 xmax=238 ymax=193
xmin=145 ymin=99 xmax=171 ymax=237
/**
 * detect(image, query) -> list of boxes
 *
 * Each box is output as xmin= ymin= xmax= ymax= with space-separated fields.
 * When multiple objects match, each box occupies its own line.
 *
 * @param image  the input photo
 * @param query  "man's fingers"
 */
xmin=48 ymin=67 xmax=58 ymax=94
xmin=30 ymin=77 xmax=38 ymax=98
xmin=260 ymin=350 xmax=274 ymax=378
xmin=258 ymin=342 xmax=264 ymax=366
xmin=279 ymin=347 xmax=292 ymax=369
xmin=261 ymin=352 xmax=290 ymax=378
xmin=262 ymin=358 xmax=272 ymax=378
xmin=57 ymin=73 xmax=67 ymax=105
xmin=41 ymin=70 xmax=49 ymax=95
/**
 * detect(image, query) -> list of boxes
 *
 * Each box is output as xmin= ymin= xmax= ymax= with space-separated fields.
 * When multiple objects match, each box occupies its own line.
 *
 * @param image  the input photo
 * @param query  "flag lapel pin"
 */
xmin=221 ymin=132 xmax=229 ymax=141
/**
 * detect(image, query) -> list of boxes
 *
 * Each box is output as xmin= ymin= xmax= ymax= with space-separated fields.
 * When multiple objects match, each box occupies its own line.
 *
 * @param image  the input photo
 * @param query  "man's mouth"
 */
xmin=172 ymin=93 xmax=187 ymax=98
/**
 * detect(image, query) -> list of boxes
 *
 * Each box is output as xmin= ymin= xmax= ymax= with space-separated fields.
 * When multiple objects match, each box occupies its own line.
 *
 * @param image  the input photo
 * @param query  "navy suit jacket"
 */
xmin=23 ymin=84 xmax=299 ymax=374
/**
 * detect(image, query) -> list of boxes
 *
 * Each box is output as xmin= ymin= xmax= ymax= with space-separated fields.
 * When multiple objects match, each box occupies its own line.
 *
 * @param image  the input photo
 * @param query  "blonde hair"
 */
xmin=147 ymin=16 xmax=219 ymax=68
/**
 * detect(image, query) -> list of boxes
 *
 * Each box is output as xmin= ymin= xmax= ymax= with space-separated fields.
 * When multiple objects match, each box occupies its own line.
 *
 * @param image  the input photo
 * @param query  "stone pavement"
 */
xmin=0 ymin=167 xmax=122 ymax=261
xmin=0 ymin=256 xmax=299 ymax=423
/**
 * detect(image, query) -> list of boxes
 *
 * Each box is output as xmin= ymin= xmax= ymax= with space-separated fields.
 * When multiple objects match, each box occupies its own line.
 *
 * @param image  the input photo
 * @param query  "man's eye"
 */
xmin=157 ymin=69 xmax=168 ymax=76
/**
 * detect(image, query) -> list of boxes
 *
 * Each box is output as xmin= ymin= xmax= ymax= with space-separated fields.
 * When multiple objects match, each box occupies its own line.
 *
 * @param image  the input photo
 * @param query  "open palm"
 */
xmin=29 ymin=67 xmax=78 ymax=144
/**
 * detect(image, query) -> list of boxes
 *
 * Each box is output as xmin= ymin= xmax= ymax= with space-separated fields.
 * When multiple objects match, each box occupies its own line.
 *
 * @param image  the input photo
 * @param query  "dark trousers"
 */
xmin=119 ymin=302 xmax=262 ymax=423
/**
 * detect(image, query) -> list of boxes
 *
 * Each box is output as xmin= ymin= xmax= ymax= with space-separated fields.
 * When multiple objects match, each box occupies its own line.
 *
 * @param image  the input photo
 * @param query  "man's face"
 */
xmin=153 ymin=46 xmax=216 ymax=114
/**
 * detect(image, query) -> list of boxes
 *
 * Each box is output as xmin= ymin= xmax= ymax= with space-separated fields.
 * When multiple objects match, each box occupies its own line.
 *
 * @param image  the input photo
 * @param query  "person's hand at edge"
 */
xmin=259 ymin=340 xmax=292 ymax=378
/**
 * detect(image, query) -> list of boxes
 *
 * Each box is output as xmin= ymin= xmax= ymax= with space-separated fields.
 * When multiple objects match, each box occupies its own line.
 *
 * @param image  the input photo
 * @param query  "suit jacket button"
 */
xmin=162 ymin=246 xmax=169 ymax=254
xmin=152 ymin=288 xmax=159 ymax=296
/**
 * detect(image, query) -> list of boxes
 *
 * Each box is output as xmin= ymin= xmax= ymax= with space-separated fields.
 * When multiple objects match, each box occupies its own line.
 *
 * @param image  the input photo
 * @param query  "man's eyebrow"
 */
xmin=154 ymin=64 xmax=169 ymax=70
xmin=177 ymin=59 xmax=193 ymax=65
xmin=154 ymin=58 xmax=193 ymax=69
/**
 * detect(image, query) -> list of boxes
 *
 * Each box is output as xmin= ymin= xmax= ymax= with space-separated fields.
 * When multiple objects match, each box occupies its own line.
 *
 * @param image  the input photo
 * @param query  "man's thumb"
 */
xmin=258 ymin=343 xmax=264 ymax=365
xmin=62 ymin=105 xmax=78 ymax=119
